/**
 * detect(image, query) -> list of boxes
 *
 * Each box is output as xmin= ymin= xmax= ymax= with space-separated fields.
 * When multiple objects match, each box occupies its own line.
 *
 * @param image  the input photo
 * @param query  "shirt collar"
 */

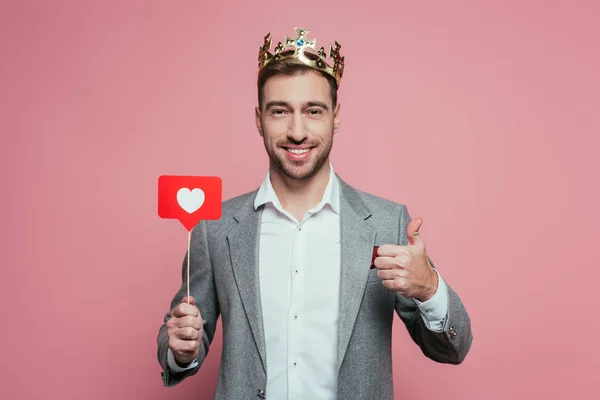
xmin=254 ymin=163 xmax=340 ymax=215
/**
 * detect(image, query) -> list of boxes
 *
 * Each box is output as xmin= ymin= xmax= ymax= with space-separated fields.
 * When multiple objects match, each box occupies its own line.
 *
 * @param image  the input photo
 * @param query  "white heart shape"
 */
xmin=177 ymin=188 xmax=205 ymax=214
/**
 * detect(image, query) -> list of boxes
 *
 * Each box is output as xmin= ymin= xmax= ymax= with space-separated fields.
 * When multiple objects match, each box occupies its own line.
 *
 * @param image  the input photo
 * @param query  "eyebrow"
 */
xmin=306 ymin=101 xmax=329 ymax=111
xmin=264 ymin=101 xmax=330 ymax=111
xmin=264 ymin=101 xmax=289 ymax=110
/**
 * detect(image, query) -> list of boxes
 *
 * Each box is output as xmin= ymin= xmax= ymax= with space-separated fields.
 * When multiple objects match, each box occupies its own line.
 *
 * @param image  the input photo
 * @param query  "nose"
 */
xmin=287 ymin=112 xmax=308 ymax=142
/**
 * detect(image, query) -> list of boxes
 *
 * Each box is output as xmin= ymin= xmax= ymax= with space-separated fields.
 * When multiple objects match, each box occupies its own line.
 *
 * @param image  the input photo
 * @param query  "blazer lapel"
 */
xmin=336 ymin=177 xmax=376 ymax=370
xmin=226 ymin=194 xmax=267 ymax=373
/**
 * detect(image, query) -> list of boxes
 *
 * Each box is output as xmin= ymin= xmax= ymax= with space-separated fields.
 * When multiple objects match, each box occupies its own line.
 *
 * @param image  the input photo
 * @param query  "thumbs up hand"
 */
xmin=374 ymin=218 xmax=439 ymax=301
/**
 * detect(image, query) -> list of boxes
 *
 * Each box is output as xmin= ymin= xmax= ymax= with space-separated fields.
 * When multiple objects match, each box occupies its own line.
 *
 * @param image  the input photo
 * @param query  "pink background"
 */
xmin=4 ymin=0 xmax=600 ymax=399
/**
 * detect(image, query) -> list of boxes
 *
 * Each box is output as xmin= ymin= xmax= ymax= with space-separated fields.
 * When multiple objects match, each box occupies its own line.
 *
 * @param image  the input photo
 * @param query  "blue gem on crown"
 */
xmin=296 ymin=39 xmax=304 ymax=46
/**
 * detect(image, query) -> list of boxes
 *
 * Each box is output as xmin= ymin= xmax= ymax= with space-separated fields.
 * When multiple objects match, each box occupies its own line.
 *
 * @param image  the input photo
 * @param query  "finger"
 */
xmin=177 ymin=327 xmax=200 ymax=341
xmin=382 ymin=278 xmax=408 ymax=293
xmin=377 ymin=245 xmax=411 ymax=259
xmin=170 ymin=338 xmax=200 ymax=353
xmin=406 ymin=218 xmax=424 ymax=246
xmin=173 ymin=315 xmax=198 ymax=329
xmin=172 ymin=303 xmax=200 ymax=318
xmin=172 ymin=314 xmax=203 ymax=331
xmin=374 ymin=256 xmax=397 ymax=270
xmin=377 ymin=268 xmax=404 ymax=281
xmin=182 ymin=296 xmax=195 ymax=306
xmin=193 ymin=315 xmax=203 ymax=330
xmin=395 ymin=252 xmax=412 ymax=268
xmin=381 ymin=278 xmax=401 ymax=292
xmin=377 ymin=244 xmax=408 ymax=257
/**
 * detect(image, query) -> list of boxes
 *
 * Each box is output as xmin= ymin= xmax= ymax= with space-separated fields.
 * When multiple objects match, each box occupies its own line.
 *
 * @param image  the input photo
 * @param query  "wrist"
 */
xmin=174 ymin=355 xmax=195 ymax=367
xmin=174 ymin=357 xmax=188 ymax=368
xmin=173 ymin=348 xmax=199 ymax=367
xmin=418 ymin=268 xmax=439 ymax=302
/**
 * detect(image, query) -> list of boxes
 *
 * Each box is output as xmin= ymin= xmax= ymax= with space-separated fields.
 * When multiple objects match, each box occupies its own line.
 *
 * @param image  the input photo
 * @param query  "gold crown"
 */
xmin=258 ymin=27 xmax=345 ymax=86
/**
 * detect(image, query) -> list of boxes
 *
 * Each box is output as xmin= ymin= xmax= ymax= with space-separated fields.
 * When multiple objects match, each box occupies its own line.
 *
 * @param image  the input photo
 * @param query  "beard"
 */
xmin=264 ymin=131 xmax=334 ymax=181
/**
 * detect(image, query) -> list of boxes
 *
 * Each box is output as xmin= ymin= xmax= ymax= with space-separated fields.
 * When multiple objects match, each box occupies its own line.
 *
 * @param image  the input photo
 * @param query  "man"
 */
xmin=157 ymin=27 xmax=472 ymax=399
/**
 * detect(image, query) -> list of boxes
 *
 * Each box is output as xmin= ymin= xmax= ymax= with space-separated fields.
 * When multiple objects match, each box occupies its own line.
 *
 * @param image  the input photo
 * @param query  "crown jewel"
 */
xmin=258 ymin=27 xmax=345 ymax=86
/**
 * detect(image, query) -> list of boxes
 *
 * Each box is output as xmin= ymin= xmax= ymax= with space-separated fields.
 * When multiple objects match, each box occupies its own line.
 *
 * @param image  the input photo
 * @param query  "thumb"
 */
xmin=182 ymin=296 xmax=196 ymax=306
xmin=406 ymin=218 xmax=424 ymax=246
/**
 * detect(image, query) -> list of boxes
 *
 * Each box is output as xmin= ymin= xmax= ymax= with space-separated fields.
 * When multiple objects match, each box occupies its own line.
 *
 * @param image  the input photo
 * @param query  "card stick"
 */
xmin=187 ymin=229 xmax=191 ymax=304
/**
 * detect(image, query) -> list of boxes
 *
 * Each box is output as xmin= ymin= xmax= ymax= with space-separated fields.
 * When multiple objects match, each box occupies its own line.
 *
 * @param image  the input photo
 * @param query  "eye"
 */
xmin=307 ymin=109 xmax=323 ymax=115
xmin=270 ymin=109 xmax=287 ymax=115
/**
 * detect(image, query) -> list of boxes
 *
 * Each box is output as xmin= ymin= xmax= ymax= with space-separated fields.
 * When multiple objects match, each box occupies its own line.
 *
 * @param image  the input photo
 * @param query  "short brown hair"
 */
xmin=257 ymin=57 xmax=338 ymax=110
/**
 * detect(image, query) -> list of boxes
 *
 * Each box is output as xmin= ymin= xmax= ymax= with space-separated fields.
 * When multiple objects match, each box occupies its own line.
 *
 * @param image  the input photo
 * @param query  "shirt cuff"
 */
xmin=413 ymin=269 xmax=449 ymax=332
xmin=167 ymin=348 xmax=199 ymax=372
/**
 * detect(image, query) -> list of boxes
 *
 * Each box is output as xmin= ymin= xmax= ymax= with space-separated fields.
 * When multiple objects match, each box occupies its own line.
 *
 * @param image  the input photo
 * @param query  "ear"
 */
xmin=255 ymin=106 xmax=263 ymax=137
xmin=333 ymin=103 xmax=341 ymax=135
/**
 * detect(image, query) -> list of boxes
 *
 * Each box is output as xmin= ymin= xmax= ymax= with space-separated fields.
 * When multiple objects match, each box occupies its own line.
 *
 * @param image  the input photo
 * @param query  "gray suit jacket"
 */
xmin=157 ymin=175 xmax=472 ymax=399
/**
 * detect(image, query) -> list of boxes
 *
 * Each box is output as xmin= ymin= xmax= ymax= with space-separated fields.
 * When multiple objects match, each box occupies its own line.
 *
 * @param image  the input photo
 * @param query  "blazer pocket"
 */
xmin=366 ymin=268 xmax=381 ymax=284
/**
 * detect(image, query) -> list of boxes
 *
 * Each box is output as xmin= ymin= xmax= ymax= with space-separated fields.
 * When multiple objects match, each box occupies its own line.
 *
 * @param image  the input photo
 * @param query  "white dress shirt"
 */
xmin=168 ymin=165 xmax=449 ymax=400
xmin=254 ymin=165 xmax=342 ymax=399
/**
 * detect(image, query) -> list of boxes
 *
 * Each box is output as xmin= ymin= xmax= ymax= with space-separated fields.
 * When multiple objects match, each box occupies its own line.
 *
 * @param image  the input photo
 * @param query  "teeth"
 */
xmin=288 ymin=148 xmax=309 ymax=154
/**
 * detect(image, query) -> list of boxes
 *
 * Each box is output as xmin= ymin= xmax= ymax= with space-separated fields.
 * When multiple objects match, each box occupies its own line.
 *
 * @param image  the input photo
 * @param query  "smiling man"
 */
xmin=157 ymin=27 xmax=472 ymax=400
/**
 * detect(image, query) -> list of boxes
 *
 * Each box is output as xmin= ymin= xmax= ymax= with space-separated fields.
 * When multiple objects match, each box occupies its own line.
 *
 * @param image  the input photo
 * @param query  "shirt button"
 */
xmin=293 ymin=362 xmax=297 ymax=367
xmin=293 ymin=314 xmax=298 ymax=320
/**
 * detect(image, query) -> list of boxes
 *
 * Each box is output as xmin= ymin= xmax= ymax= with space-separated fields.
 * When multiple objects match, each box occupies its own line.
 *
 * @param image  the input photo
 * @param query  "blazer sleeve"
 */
xmin=394 ymin=205 xmax=473 ymax=364
xmin=157 ymin=220 xmax=221 ymax=386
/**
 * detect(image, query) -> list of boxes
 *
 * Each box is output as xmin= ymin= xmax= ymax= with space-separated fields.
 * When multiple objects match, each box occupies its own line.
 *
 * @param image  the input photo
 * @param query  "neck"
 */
xmin=269 ymin=161 xmax=331 ymax=222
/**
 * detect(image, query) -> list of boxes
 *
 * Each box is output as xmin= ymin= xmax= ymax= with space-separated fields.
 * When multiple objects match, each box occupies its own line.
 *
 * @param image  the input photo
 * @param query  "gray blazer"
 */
xmin=157 ymin=175 xmax=472 ymax=399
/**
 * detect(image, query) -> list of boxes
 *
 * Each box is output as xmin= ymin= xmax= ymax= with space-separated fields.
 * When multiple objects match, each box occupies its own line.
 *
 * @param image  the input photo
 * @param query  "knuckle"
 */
xmin=180 ymin=304 xmax=191 ymax=315
xmin=176 ymin=327 xmax=188 ymax=339
xmin=184 ymin=304 xmax=199 ymax=317
xmin=167 ymin=327 xmax=176 ymax=338
xmin=184 ymin=327 xmax=197 ymax=339
xmin=167 ymin=321 xmax=178 ymax=333
xmin=397 ymin=279 xmax=408 ymax=291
